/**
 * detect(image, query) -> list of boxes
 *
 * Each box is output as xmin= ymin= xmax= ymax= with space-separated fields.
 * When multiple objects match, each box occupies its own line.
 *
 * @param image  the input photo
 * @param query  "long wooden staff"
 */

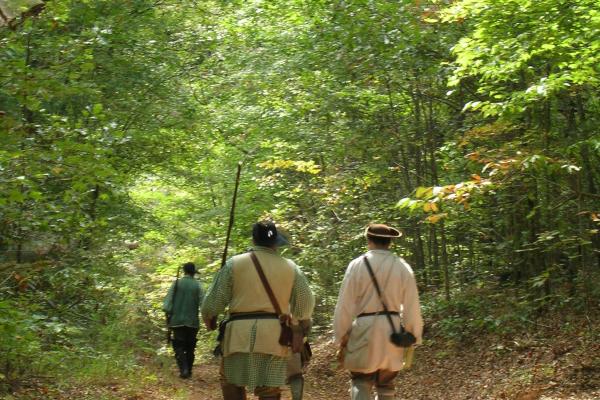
xmin=208 ymin=161 xmax=242 ymax=330
xmin=221 ymin=161 xmax=243 ymax=268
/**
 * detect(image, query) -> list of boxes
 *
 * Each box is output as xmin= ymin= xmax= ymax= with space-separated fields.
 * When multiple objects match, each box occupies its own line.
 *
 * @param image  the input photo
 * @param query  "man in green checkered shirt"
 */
xmin=202 ymin=221 xmax=315 ymax=400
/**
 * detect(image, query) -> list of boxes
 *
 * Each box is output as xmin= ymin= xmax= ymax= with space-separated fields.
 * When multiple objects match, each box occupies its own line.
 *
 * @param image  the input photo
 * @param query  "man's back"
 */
xmin=164 ymin=276 xmax=202 ymax=328
xmin=162 ymin=262 xmax=203 ymax=379
xmin=230 ymin=250 xmax=296 ymax=314
xmin=340 ymin=250 xmax=416 ymax=318
xmin=334 ymin=248 xmax=423 ymax=373
xmin=201 ymin=221 xmax=315 ymax=399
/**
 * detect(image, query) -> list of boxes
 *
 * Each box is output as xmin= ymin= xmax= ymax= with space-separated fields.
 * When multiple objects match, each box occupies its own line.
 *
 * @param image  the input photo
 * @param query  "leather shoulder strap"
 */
xmin=250 ymin=252 xmax=283 ymax=316
xmin=363 ymin=255 xmax=397 ymax=334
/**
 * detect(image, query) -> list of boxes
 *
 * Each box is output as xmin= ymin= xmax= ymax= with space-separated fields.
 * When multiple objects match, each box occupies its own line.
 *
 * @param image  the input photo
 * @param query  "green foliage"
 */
xmin=1 ymin=0 xmax=600 ymax=394
xmin=0 ymin=300 xmax=43 ymax=389
xmin=425 ymin=289 xmax=534 ymax=340
xmin=0 ymin=249 xmax=172 ymax=394
xmin=445 ymin=0 xmax=600 ymax=117
xmin=0 ymin=0 xmax=207 ymax=257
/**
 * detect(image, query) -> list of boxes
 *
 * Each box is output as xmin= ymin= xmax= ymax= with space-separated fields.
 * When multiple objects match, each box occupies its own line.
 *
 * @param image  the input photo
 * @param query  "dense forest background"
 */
xmin=1 ymin=0 xmax=599 ymax=399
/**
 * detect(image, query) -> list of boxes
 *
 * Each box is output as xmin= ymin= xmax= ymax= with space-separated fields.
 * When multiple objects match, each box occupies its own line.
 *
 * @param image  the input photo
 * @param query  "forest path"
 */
xmin=11 ymin=332 xmax=597 ymax=399
xmin=160 ymin=335 xmax=599 ymax=400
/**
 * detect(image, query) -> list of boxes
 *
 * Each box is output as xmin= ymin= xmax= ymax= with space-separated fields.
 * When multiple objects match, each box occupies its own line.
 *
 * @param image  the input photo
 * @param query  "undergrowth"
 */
xmin=0 ymin=248 xmax=172 ymax=397
xmin=422 ymin=270 xmax=600 ymax=343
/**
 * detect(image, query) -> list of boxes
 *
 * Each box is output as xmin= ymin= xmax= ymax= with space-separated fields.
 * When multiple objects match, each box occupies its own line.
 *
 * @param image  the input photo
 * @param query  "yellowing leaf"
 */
xmin=415 ymin=186 xmax=433 ymax=199
xmin=422 ymin=201 xmax=439 ymax=213
xmin=443 ymin=185 xmax=455 ymax=193
xmin=466 ymin=152 xmax=480 ymax=161
xmin=258 ymin=159 xmax=321 ymax=174
xmin=426 ymin=213 xmax=447 ymax=224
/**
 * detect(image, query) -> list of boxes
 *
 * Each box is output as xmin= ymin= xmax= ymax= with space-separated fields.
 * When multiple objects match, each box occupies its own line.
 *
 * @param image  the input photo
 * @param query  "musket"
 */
xmin=221 ymin=161 xmax=243 ymax=268
xmin=208 ymin=161 xmax=242 ymax=331
xmin=166 ymin=265 xmax=181 ymax=344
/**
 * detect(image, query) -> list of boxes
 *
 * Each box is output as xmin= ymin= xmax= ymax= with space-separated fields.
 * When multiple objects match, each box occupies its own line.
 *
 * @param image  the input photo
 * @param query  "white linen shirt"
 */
xmin=333 ymin=249 xmax=423 ymax=373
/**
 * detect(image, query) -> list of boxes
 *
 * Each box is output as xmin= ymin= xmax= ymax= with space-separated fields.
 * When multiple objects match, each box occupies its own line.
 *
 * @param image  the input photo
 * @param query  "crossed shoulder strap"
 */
xmin=250 ymin=252 xmax=283 ymax=316
xmin=363 ymin=255 xmax=404 ymax=335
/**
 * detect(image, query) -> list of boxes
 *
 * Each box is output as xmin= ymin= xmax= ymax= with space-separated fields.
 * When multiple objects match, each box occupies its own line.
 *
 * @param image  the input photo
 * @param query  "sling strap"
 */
xmin=362 ymin=255 xmax=406 ymax=335
xmin=249 ymin=251 xmax=300 ymax=349
xmin=250 ymin=252 xmax=283 ymax=316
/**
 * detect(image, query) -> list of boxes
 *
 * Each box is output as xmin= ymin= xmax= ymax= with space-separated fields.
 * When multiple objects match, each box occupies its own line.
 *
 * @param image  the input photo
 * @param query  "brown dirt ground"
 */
xmin=7 ymin=326 xmax=599 ymax=399
xmin=173 ymin=328 xmax=599 ymax=400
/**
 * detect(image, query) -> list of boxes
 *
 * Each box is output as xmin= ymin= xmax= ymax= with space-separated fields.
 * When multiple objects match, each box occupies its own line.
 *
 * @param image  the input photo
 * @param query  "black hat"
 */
xmin=252 ymin=221 xmax=289 ymax=247
xmin=183 ymin=262 xmax=196 ymax=275
xmin=364 ymin=223 xmax=402 ymax=238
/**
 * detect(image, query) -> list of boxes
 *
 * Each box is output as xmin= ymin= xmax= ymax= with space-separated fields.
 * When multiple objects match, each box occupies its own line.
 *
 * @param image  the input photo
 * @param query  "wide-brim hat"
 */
xmin=364 ymin=223 xmax=402 ymax=238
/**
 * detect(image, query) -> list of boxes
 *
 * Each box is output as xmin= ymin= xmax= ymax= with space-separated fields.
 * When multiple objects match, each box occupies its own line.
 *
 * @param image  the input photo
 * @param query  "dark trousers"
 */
xmin=171 ymin=327 xmax=198 ymax=377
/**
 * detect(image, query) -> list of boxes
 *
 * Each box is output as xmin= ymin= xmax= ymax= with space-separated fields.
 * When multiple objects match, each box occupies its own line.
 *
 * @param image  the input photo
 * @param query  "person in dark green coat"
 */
xmin=163 ymin=262 xmax=204 ymax=379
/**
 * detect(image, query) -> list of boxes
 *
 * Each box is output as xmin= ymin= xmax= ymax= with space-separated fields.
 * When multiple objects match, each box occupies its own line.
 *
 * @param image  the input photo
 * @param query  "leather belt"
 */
xmin=228 ymin=312 xmax=279 ymax=322
xmin=357 ymin=311 xmax=400 ymax=318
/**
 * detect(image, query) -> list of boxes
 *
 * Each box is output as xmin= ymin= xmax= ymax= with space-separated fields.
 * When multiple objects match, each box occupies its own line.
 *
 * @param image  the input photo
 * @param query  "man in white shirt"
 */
xmin=333 ymin=224 xmax=423 ymax=400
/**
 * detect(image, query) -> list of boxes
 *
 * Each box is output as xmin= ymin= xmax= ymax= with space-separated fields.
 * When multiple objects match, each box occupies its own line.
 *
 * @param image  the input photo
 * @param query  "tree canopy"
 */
xmin=1 ymin=0 xmax=598 ymax=397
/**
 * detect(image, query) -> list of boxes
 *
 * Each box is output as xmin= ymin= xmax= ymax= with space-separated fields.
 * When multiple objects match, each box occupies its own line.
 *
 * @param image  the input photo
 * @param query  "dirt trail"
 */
xmin=169 ymin=358 xmax=345 ymax=400
xmin=12 ymin=332 xmax=596 ymax=399
xmin=169 ymin=334 xmax=599 ymax=400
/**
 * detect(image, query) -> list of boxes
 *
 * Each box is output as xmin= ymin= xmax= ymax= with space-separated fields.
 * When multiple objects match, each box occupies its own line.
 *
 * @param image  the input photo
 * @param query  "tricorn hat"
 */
xmin=364 ymin=223 xmax=402 ymax=238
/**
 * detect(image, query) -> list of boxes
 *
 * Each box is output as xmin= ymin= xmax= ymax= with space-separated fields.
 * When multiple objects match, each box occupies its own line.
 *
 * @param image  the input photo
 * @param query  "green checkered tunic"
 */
xmin=201 ymin=247 xmax=315 ymax=390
